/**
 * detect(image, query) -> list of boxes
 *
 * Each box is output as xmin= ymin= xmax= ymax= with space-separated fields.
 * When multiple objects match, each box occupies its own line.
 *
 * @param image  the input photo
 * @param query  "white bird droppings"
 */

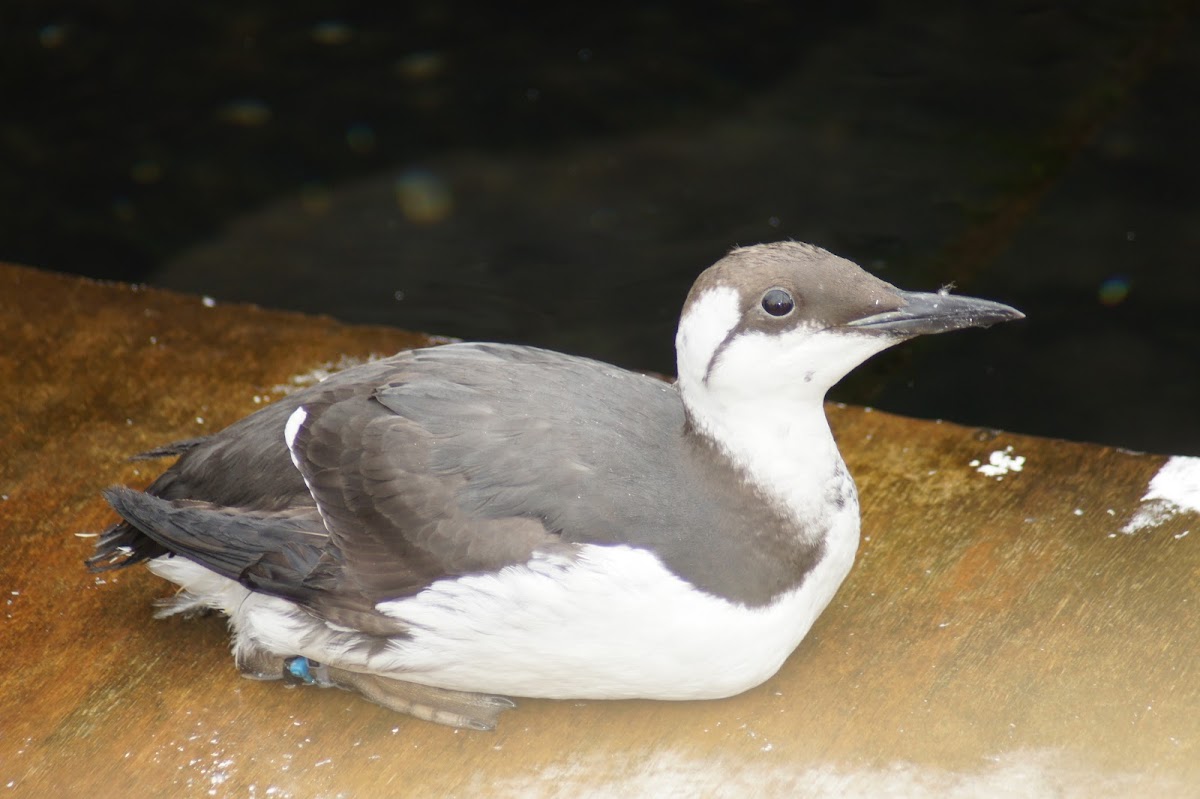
xmin=970 ymin=446 xmax=1026 ymax=479
xmin=1122 ymin=456 xmax=1200 ymax=535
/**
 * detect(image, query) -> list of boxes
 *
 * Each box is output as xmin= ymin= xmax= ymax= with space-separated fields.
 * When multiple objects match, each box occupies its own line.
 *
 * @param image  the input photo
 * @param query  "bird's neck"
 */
xmin=680 ymin=383 xmax=855 ymax=537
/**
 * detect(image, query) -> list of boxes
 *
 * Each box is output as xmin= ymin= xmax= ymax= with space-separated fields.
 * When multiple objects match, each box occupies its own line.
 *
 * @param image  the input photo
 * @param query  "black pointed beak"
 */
xmin=844 ymin=290 xmax=1024 ymax=337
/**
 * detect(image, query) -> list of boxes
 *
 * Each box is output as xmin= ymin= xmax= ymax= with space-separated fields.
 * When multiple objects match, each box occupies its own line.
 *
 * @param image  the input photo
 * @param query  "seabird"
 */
xmin=88 ymin=241 xmax=1023 ymax=730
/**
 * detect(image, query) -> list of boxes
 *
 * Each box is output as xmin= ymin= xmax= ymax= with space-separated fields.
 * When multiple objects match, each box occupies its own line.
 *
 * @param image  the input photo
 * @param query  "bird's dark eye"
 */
xmin=761 ymin=288 xmax=794 ymax=317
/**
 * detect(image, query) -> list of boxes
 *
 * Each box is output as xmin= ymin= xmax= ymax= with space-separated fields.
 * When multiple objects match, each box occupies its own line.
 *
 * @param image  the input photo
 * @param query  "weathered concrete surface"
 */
xmin=1 ymin=263 xmax=1196 ymax=796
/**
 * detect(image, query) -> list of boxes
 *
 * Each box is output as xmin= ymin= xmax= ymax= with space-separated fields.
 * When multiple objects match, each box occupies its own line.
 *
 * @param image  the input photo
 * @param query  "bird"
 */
xmin=87 ymin=241 xmax=1023 ymax=730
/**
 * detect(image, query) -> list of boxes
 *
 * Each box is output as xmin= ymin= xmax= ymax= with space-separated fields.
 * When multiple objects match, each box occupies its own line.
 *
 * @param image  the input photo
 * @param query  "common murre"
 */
xmin=87 ymin=241 xmax=1023 ymax=730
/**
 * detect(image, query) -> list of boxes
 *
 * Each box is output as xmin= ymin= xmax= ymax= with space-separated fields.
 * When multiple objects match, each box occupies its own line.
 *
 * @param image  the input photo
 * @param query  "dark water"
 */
xmin=6 ymin=1 xmax=1199 ymax=454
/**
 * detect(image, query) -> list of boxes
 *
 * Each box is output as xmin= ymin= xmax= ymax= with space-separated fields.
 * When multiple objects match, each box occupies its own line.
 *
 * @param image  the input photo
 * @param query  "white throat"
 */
xmin=675 ymin=287 xmax=892 ymax=528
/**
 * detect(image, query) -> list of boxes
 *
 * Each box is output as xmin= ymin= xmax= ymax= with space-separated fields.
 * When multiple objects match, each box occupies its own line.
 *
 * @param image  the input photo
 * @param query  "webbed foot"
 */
xmin=324 ymin=665 xmax=515 ymax=731
xmin=265 ymin=656 xmax=514 ymax=730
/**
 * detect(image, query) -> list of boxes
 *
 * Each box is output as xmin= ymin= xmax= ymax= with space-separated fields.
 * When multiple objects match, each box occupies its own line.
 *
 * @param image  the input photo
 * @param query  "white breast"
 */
xmin=371 ymin=530 xmax=857 ymax=699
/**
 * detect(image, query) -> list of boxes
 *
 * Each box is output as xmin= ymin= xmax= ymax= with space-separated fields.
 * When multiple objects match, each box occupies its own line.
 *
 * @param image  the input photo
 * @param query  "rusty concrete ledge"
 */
xmin=1 ymin=263 xmax=1196 ymax=796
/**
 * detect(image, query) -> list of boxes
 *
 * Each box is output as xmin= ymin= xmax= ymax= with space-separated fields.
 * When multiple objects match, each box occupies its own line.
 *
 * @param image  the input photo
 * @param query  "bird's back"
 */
xmin=92 ymin=342 xmax=821 ymax=608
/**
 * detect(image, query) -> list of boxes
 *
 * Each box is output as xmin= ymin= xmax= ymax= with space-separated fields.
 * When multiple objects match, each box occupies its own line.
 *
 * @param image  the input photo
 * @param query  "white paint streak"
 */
xmin=1122 ymin=455 xmax=1200 ymax=534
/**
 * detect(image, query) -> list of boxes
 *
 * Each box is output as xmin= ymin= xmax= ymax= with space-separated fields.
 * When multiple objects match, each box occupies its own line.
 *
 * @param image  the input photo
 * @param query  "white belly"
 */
xmin=377 ymin=534 xmax=857 ymax=699
xmin=149 ymin=519 xmax=858 ymax=700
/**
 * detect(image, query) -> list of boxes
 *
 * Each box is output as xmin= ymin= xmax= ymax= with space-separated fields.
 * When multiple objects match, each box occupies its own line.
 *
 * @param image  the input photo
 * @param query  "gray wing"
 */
xmin=92 ymin=344 xmax=682 ymax=602
xmin=94 ymin=342 xmax=813 ymax=616
xmin=372 ymin=343 xmax=689 ymax=542
xmin=282 ymin=350 xmax=567 ymax=601
xmin=367 ymin=344 xmax=816 ymax=606
xmin=279 ymin=342 xmax=693 ymax=600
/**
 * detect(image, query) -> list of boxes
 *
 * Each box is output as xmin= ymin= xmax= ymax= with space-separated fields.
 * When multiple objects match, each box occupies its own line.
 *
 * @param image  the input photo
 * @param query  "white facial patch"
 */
xmin=712 ymin=326 xmax=896 ymax=402
xmin=679 ymin=321 xmax=897 ymax=447
xmin=675 ymin=286 xmax=740 ymax=392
